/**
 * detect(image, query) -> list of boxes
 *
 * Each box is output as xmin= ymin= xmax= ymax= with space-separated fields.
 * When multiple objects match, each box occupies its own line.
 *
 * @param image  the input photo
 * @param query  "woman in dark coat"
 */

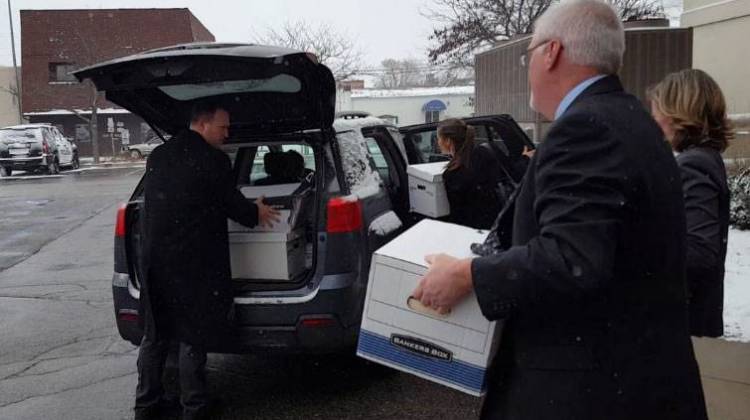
xmin=437 ymin=118 xmax=502 ymax=230
xmin=649 ymin=69 xmax=732 ymax=337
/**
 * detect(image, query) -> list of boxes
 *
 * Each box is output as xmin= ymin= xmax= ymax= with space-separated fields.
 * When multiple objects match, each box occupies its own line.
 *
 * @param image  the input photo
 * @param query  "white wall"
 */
xmin=346 ymin=93 xmax=474 ymax=126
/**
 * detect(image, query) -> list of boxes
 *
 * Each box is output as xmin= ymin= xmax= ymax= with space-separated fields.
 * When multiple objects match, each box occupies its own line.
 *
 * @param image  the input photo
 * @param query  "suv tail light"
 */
xmin=326 ymin=197 xmax=362 ymax=233
xmin=115 ymin=203 xmax=128 ymax=237
xmin=42 ymin=140 xmax=49 ymax=154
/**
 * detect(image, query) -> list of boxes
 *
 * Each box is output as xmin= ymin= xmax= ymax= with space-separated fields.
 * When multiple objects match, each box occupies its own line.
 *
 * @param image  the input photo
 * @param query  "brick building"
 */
xmin=21 ymin=8 xmax=214 ymax=157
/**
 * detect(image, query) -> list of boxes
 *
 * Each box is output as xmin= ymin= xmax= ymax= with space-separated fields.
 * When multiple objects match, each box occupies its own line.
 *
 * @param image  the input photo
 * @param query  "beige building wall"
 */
xmin=0 ymin=67 xmax=23 ymax=128
xmin=683 ymin=0 xmax=750 ymax=159
xmin=682 ymin=0 xmax=750 ymax=116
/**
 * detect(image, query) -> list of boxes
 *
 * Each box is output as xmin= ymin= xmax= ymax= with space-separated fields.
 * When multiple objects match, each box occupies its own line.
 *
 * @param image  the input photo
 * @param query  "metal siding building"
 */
xmin=475 ymin=26 xmax=693 ymax=141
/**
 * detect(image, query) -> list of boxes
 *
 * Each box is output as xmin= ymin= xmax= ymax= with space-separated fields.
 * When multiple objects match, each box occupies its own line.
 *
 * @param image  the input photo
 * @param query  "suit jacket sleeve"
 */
xmin=471 ymin=112 xmax=629 ymax=320
xmin=213 ymin=152 xmax=259 ymax=228
xmin=677 ymin=151 xmax=720 ymax=269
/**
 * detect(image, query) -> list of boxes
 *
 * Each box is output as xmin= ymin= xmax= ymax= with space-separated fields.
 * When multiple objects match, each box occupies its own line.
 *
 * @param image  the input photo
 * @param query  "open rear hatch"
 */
xmin=74 ymin=42 xmax=336 ymax=137
xmin=78 ymin=43 xmax=337 ymax=292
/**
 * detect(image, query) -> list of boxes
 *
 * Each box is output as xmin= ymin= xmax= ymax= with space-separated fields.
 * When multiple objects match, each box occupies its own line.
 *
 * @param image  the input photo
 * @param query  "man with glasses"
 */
xmin=412 ymin=0 xmax=707 ymax=418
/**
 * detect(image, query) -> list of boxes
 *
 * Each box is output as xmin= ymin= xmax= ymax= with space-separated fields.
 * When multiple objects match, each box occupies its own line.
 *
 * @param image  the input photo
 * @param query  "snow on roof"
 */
xmin=333 ymin=116 xmax=389 ymax=132
xmin=351 ymin=85 xmax=475 ymax=99
xmin=24 ymin=108 xmax=130 ymax=116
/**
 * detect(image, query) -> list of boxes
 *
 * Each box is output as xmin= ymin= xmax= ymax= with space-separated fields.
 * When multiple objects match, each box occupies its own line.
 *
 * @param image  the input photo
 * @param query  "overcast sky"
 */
xmin=0 ymin=0 xmax=441 ymax=68
xmin=0 ymin=0 xmax=683 ymax=68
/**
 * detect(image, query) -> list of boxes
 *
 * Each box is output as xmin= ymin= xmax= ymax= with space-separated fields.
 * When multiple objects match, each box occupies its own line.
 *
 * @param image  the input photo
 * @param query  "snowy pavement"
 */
xmin=723 ymin=228 xmax=750 ymax=342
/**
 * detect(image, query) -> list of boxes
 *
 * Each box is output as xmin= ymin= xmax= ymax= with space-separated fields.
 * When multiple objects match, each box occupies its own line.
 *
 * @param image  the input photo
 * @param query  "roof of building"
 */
xmin=351 ymin=85 xmax=475 ymax=99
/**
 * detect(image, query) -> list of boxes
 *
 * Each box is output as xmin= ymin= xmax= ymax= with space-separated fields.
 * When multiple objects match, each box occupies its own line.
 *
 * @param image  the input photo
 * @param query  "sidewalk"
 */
xmin=693 ymin=337 xmax=750 ymax=420
xmin=79 ymin=157 xmax=145 ymax=168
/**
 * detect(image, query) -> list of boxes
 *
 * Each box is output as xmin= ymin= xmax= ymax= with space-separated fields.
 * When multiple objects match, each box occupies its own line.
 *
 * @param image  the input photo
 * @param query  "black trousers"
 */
xmin=134 ymin=334 xmax=209 ymax=418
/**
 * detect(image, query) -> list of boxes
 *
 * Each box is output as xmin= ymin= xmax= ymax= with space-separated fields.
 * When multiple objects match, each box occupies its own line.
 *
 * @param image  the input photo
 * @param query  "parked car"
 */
xmin=75 ymin=42 xmax=530 ymax=354
xmin=0 ymin=124 xmax=78 ymax=176
xmin=126 ymin=136 xmax=163 ymax=159
xmin=399 ymin=116 xmax=535 ymax=184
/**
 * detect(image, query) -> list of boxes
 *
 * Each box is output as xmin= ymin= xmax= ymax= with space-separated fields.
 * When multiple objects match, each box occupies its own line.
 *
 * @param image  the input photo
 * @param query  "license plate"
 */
xmin=10 ymin=148 xmax=29 ymax=155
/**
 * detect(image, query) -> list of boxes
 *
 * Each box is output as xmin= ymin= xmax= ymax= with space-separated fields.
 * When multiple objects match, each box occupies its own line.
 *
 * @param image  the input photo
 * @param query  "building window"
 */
xmin=75 ymin=124 xmax=91 ymax=143
xmin=49 ymin=62 xmax=77 ymax=83
xmin=425 ymin=110 xmax=441 ymax=123
xmin=378 ymin=114 xmax=399 ymax=125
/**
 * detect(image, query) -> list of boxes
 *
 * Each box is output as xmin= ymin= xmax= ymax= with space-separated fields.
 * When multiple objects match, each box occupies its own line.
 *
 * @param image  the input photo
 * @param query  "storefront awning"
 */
xmin=422 ymin=99 xmax=447 ymax=112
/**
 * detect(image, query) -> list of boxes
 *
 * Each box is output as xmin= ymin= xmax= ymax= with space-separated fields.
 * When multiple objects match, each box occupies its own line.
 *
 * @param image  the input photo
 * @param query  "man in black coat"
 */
xmin=413 ymin=1 xmax=707 ymax=418
xmin=134 ymin=102 xmax=279 ymax=420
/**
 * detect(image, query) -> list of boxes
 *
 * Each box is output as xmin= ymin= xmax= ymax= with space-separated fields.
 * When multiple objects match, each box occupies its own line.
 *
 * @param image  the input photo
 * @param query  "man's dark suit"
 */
xmin=472 ymin=76 xmax=707 ymax=420
xmin=136 ymin=129 xmax=258 ymax=419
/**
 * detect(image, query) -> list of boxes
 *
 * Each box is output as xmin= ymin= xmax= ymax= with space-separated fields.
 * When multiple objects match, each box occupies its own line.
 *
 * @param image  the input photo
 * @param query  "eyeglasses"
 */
xmin=520 ymin=40 xmax=551 ymax=68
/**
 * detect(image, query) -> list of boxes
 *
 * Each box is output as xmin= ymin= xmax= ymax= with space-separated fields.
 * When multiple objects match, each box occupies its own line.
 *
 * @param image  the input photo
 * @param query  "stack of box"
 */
xmin=227 ymin=183 xmax=306 ymax=281
xmin=357 ymin=219 xmax=502 ymax=396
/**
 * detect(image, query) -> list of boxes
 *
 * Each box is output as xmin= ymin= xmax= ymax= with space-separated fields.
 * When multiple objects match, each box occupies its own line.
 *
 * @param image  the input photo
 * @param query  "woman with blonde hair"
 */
xmin=649 ymin=68 xmax=732 ymax=337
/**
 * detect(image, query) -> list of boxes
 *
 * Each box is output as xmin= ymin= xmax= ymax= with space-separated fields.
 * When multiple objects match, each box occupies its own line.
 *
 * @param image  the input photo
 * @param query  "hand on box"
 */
xmin=256 ymin=196 xmax=281 ymax=228
xmin=412 ymin=254 xmax=473 ymax=314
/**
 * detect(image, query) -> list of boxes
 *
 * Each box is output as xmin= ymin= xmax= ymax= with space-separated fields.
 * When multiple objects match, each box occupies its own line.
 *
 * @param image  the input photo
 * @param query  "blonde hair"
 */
xmin=648 ymin=69 xmax=733 ymax=152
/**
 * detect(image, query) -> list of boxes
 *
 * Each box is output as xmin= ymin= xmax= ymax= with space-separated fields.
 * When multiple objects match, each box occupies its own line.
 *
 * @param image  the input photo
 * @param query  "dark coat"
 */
xmin=443 ymin=144 xmax=503 ymax=229
xmin=676 ymin=146 xmax=729 ymax=337
xmin=472 ymin=76 xmax=707 ymax=420
xmin=141 ymin=130 xmax=258 ymax=347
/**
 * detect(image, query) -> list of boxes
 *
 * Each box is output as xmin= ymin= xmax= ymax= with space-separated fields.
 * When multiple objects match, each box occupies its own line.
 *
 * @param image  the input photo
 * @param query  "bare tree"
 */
xmin=67 ymin=27 xmax=102 ymax=163
xmin=374 ymin=58 xmax=475 ymax=89
xmin=423 ymin=0 xmax=665 ymax=68
xmin=376 ymin=59 xmax=424 ymax=89
xmin=253 ymin=20 xmax=364 ymax=81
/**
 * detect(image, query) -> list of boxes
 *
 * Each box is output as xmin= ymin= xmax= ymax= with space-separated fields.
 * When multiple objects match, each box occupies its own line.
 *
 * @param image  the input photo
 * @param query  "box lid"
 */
xmin=407 ymin=162 xmax=447 ymax=182
xmin=240 ymin=183 xmax=300 ymax=199
xmin=229 ymin=229 xmax=302 ymax=243
xmin=375 ymin=219 xmax=487 ymax=267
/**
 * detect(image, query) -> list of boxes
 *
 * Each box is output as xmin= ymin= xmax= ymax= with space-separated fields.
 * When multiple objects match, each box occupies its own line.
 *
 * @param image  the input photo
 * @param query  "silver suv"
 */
xmin=0 ymin=124 xmax=79 ymax=176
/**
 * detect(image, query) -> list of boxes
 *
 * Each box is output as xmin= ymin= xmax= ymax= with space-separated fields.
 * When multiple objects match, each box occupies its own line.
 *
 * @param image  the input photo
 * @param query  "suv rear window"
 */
xmin=240 ymin=143 xmax=316 ymax=185
xmin=0 ymin=128 xmax=42 ymax=144
xmin=158 ymin=74 xmax=302 ymax=100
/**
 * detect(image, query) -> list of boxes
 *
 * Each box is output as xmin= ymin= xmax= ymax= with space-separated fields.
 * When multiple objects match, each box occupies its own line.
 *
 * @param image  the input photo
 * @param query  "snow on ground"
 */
xmin=369 ymin=211 xmax=403 ymax=236
xmin=333 ymin=128 xmax=383 ymax=200
xmin=723 ymin=228 xmax=750 ymax=342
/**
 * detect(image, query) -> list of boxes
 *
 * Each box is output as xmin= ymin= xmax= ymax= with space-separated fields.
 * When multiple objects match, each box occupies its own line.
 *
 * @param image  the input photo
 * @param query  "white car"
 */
xmin=126 ymin=137 xmax=163 ymax=159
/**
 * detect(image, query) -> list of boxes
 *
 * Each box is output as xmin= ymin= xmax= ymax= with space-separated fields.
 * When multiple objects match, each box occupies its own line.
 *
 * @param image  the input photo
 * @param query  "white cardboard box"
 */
xmin=407 ymin=162 xmax=450 ymax=218
xmin=357 ymin=219 xmax=501 ymax=396
xmin=227 ymin=183 xmax=301 ymax=233
xmin=229 ymin=230 xmax=305 ymax=281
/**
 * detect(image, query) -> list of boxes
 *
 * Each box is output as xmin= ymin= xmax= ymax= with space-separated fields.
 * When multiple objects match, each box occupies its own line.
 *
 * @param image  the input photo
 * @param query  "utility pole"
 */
xmin=7 ymin=0 xmax=23 ymax=123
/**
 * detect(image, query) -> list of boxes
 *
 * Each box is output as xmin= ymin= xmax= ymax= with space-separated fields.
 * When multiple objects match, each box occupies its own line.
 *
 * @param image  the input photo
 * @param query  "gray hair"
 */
xmin=534 ymin=0 xmax=625 ymax=74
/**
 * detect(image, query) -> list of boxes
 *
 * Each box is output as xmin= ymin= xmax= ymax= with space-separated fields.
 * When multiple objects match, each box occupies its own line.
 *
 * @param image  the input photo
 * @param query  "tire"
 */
xmin=130 ymin=150 xmax=142 ymax=159
xmin=0 ymin=166 xmax=11 ymax=177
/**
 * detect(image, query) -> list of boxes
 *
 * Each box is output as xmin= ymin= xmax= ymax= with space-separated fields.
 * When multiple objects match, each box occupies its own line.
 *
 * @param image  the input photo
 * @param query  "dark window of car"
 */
xmin=49 ymin=62 xmax=77 ymax=83
xmin=158 ymin=75 xmax=302 ymax=100
xmin=236 ymin=144 xmax=316 ymax=185
xmin=365 ymin=137 xmax=391 ymax=185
